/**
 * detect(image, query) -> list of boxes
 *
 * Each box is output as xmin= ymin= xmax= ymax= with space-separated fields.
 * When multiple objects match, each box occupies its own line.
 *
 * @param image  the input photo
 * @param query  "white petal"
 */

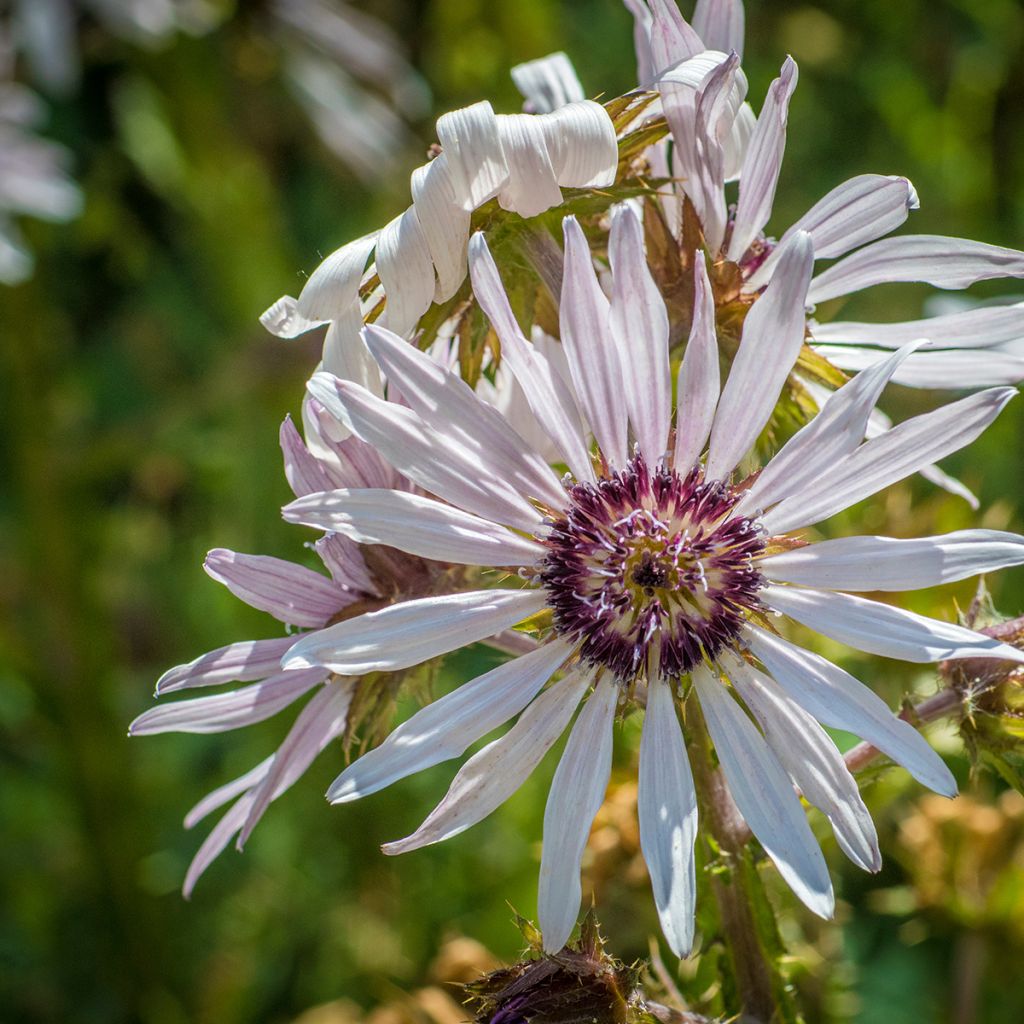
xmin=693 ymin=665 xmax=834 ymax=917
xmin=819 ymin=345 xmax=1024 ymax=389
xmin=538 ymin=675 xmax=618 ymax=952
xmin=639 ymin=676 xmax=699 ymax=956
xmin=724 ymin=101 xmax=756 ymax=181
xmin=762 ymin=530 xmax=1024 ymax=591
xmin=295 ymin=233 xmax=376 ymax=322
xmin=308 ymin=374 xmax=543 ymax=531
xmin=184 ymin=758 xmax=273 ymax=830
xmin=736 ymin=344 xmax=923 ymax=517
xmin=647 ymin=0 xmax=704 ymax=77
xmin=376 ymin=207 xmax=436 ymax=336
xmin=541 ymin=101 xmax=618 ymax=188
xmin=808 ymin=235 xmax=1024 ymax=305
xmin=383 ymin=666 xmax=594 ymax=854
xmin=284 ymin=488 xmax=546 ymax=566
xmin=727 ymin=57 xmax=799 ymax=262
xmin=674 ymin=252 xmax=720 ymax=470
xmin=436 ymin=100 xmax=509 ymax=210
xmin=283 ymin=588 xmax=547 ymax=674
xmin=511 ymin=52 xmax=586 ymax=113
xmin=129 ymin=669 xmax=326 ymax=736
xmin=760 ymin=386 xmax=1016 ymax=535
xmin=609 ymin=204 xmax=672 ymax=463
xmin=745 ymin=625 xmax=957 ymax=795
xmin=561 ymin=216 xmax=629 ymax=468
xmin=764 ymin=584 xmax=1024 ymax=666
xmin=724 ymin=654 xmax=879 ymax=871
xmin=411 ymin=153 xmax=470 ymax=303
xmin=259 ymin=295 xmax=325 ymax=339
xmin=706 ymin=230 xmax=814 ymax=479
xmin=747 ymin=175 xmax=919 ymax=290
xmin=327 ymin=639 xmax=573 ymax=802
xmin=156 ymin=637 xmax=295 ymax=694
xmin=496 ymin=113 xmax=564 ymax=218
xmin=469 ymin=232 xmax=593 ymax=483
xmin=693 ymin=0 xmax=745 ymax=59
xmin=237 ymin=682 xmax=355 ymax=849
xmin=811 ymin=301 xmax=1024 ymax=350
xmin=204 ymin=549 xmax=350 ymax=628
xmin=362 ymin=323 xmax=566 ymax=510
xmin=322 ymin=318 xmax=383 ymax=396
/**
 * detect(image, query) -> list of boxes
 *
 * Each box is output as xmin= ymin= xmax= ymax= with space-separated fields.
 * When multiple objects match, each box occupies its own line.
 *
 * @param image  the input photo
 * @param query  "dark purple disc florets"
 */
xmin=538 ymin=455 xmax=766 ymax=681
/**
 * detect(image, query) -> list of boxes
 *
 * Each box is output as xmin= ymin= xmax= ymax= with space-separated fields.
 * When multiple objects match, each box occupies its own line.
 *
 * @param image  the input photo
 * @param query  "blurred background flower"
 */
xmin=1 ymin=2 xmax=1024 ymax=1023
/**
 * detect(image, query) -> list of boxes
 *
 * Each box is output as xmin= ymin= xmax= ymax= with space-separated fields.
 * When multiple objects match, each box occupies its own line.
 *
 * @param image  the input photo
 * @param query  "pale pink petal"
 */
xmin=609 ymin=203 xmax=672 ymax=464
xmin=469 ymin=233 xmax=593 ymax=483
xmin=184 ymin=758 xmax=272 ymax=830
xmin=693 ymin=0 xmax=745 ymax=59
xmin=674 ymin=252 xmax=720 ymax=470
xmin=808 ymin=235 xmax=1024 ymax=305
xmin=280 ymin=415 xmax=335 ymax=498
xmin=314 ymin=535 xmax=377 ymax=596
xmin=706 ymin=230 xmax=813 ymax=479
xmin=727 ymin=57 xmax=798 ymax=262
xmin=747 ymin=175 xmax=919 ymax=290
xmin=284 ymin=488 xmax=546 ymax=566
xmin=693 ymin=665 xmax=834 ymax=918
xmin=184 ymin=794 xmax=254 ymax=897
xmin=647 ymin=0 xmax=704 ymax=76
xmin=204 ymin=549 xmax=350 ymax=628
xmin=382 ymin=666 xmax=593 ymax=855
xmin=639 ymin=675 xmax=699 ymax=956
xmin=283 ymin=588 xmax=547 ymax=675
xmin=538 ymin=675 xmax=618 ymax=952
xmin=156 ymin=637 xmax=295 ymax=695
xmin=561 ymin=215 xmax=629 ymax=468
xmin=327 ymin=638 xmax=573 ymax=802
xmin=130 ymin=669 xmax=327 ymax=736
xmin=820 ymin=345 xmax=1024 ymax=389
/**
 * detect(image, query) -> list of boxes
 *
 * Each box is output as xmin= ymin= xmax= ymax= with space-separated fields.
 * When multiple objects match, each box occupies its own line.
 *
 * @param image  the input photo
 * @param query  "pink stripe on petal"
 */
xmin=280 ymin=416 xmax=334 ymax=499
xmin=156 ymin=637 xmax=295 ymax=694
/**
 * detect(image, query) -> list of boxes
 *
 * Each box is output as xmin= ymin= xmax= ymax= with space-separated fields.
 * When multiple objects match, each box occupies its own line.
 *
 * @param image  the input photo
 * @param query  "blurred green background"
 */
xmin=2 ymin=1 xmax=1024 ymax=1022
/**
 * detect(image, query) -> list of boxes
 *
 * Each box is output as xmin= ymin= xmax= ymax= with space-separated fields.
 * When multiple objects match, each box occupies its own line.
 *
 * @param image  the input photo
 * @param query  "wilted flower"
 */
xmin=279 ymin=204 xmax=1024 ymax=955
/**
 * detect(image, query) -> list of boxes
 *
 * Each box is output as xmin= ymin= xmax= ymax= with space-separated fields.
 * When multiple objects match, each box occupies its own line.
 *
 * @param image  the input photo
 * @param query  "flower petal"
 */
xmin=693 ymin=0 xmax=745 ymax=59
xmin=745 ymin=626 xmax=957 ymax=795
xmin=764 ymin=584 xmax=1024 ymax=666
xmin=727 ymin=57 xmax=798 ymax=262
xmin=538 ymin=675 xmax=618 ymax=952
xmin=761 ymin=530 xmax=1024 ymax=591
xmin=283 ymin=588 xmax=547 ymax=675
xmin=204 ymin=549 xmax=350 ymax=628
xmin=561 ymin=215 xmax=629 ymax=468
xmin=760 ymin=386 xmax=1016 ymax=535
xmin=362 ymin=323 xmax=566 ymax=510
xmin=808 ymin=235 xmax=1024 ymax=305
xmin=511 ymin=52 xmax=586 ymax=114
xmin=647 ymin=0 xmax=704 ymax=77
xmin=237 ymin=682 xmax=355 ymax=849
xmin=156 ymin=637 xmax=295 ymax=695
xmin=259 ymin=295 xmax=325 ymax=339
xmin=382 ymin=665 xmax=594 ymax=854
xmin=130 ymin=669 xmax=327 ymax=736
xmin=285 ymin=488 xmax=546 ymax=566
xmin=724 ymin=654 xmax=879 ymax=872
xmin=706 ymin=230 xmax=814 ymax=480
xmin=308 ymin=373 xmax=543 ymax=531
xmin=693 ymin=665 xmax=834 ymax=918
xmin=184 ymin=793 xmax=254 ymax=897
xmin=328 ymin=639 xmax=573 ymax=803
xmin=469 ymin=232 xmax=593 ymax=483
xmin=376 ymin=207 xmax=436 ymax=336
xmin=496 ymin=114 xmax=564 ymax=218
xmin=674 ymin=252 xmax=720 ymax=470
xmin=540 ymin=101 xmax=618 ymax=188
xmin=609 ymin=203 xmax=672 ymax=464
xmin=184 ymin=758 xmax=273 ymax=830
xmin=747 ymin=174 xmax=919 ymax=290
xmin=639 ymin=675 xmax=699 ymax=956
xmin=280 ymin=415 xmax=335 ymax=498
xmin=411 ymin=153 xmax=470 ymax=303
xmin=294 ymin=233 xmax=376 ymax=322
xmin=819 ymin=345 xmax=1024 ymax=389
xmin=436 ymin=100 xmax=509 ymax=211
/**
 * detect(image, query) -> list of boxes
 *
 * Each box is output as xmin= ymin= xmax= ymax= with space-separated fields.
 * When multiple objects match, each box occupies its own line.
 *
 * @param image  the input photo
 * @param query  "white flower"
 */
xmin=280 ymin=204 xmax=1024 ymax=955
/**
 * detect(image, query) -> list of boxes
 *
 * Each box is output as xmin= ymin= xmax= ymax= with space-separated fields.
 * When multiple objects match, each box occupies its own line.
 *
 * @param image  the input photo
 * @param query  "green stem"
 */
xmin=685 ymin=696 xmax=777 ymax=1023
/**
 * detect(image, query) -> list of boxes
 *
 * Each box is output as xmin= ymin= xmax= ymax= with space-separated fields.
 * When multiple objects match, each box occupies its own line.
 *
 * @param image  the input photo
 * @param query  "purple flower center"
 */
xmin=539 ymin=455 xmax=766 ymax=681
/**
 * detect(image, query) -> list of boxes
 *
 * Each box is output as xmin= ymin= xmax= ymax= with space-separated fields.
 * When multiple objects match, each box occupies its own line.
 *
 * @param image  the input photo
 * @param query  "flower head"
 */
xmin=282 ymin=203 xmax=1024 ymax=955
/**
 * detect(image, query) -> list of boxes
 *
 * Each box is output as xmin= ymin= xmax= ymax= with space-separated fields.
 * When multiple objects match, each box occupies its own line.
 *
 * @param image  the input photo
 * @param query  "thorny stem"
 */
xmin=686 ymin=696 xmax=777 ymax=1024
